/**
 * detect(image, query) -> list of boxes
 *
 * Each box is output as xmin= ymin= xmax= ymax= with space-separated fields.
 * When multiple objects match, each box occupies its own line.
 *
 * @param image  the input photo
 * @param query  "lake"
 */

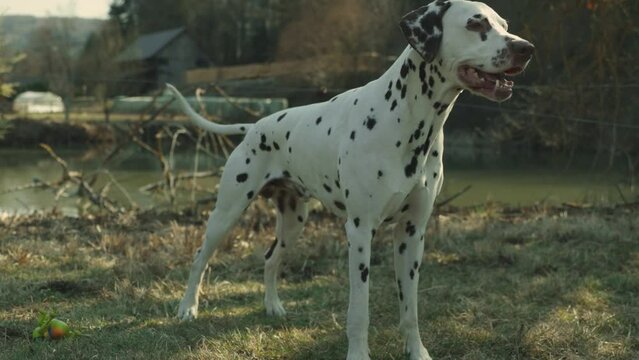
xmin=0 ymin=145 xmax=634 ymax=216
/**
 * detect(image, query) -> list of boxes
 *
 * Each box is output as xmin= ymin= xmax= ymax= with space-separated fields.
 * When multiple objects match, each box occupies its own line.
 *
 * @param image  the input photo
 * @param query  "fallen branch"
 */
xmin=101 ymin=170 xmax=138 ymax=209
xmin=139 ymin=170 xmax=218 ymax=193
xmin=39 ymin=143 xmax=120 ymax=213
xmin=0 ymin=179 xmax=53 ymax=195
xmin=212 ymin=85 xmax=262 ymax=118
xmin=615 ymin=183 xmax=629 ymax=205
xmin=436 ymin=185 xmax=472 ymax=208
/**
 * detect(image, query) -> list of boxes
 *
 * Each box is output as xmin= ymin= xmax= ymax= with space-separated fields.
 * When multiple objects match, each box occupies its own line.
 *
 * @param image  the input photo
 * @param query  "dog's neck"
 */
xmin=380 ymin=46 xmax=462 ymax=132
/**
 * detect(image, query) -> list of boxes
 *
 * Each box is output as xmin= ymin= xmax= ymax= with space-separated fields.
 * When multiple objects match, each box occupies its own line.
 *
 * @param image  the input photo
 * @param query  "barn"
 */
xmin=116 ymin=27 xmax=209 ymax=93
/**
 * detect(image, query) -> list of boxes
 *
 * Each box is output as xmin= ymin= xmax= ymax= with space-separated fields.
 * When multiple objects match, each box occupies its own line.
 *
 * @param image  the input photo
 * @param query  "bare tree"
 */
xmin=29 ymin=19 xmax=76 ymax=122
xmin=276 ymin=0 xmax=401 ymax=61
xmin=0 ymin=15 xmax=25 ymax=137
xmin=77 ymin=22 xmax=126 ymax=122
xmin=491 ymin=0 xmax=638 ymax=169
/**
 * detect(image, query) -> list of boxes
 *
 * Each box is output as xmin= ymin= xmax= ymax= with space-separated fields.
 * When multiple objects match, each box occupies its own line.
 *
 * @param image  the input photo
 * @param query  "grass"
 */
xmin=1 ymin=203 xmax=638 ymax=359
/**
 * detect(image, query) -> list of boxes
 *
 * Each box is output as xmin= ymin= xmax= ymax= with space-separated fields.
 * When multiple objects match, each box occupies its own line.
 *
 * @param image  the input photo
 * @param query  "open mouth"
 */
xmin=457 ymin=65 xmax=524 ymax=102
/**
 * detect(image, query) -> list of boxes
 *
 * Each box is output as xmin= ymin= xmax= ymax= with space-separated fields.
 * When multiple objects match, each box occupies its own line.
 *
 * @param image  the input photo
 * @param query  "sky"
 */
xmin=0 ymin=0 xmax=112 ymax=19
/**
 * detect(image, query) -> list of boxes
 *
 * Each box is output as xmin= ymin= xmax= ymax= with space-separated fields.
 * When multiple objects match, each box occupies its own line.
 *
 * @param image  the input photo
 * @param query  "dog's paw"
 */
xmin=346 ymin=347 xmax=371 ymax=360
xmin=265 ymin=298 xmax=287 ymax=317
xmin=405 ymin=343 xmax=432 ymax=360
xmin=177 ymin=298 xmax=198 ymax=321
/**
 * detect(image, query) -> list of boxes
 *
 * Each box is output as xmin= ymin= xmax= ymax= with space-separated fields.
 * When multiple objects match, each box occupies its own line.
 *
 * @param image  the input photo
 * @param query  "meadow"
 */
xmin=1 ymin=203 xmax=638 ymax=359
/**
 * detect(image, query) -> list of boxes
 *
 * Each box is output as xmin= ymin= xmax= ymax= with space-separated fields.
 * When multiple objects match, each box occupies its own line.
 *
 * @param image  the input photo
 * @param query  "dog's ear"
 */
xmin=399 ymin=0 xmax=452 ymax=63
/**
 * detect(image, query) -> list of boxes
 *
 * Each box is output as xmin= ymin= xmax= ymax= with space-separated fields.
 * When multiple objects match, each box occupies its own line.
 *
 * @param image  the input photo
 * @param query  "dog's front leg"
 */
xmin=345 ymin=218 xmax=375 ymax=360
xmin=393 ymin=186 xmax=437 ymax=360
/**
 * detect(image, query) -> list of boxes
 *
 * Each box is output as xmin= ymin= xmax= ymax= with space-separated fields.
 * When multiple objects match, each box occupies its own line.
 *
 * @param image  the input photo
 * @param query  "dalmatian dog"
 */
xmin=167 ymin=0 xmax=533 ymax=359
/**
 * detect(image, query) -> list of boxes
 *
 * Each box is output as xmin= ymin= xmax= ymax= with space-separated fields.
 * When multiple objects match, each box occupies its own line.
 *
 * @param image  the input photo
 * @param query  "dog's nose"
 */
xmin=508 ymin=40 xmax=535 ymax=60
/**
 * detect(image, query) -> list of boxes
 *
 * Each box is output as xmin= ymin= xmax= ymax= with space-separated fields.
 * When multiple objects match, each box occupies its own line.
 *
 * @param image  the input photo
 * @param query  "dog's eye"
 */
xmin=466 ymin=18 xmax=489 ymax=32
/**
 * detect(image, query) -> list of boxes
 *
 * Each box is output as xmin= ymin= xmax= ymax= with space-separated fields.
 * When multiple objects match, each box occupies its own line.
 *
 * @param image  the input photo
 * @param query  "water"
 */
xmin=0 ymin=146 xmax=224 ymax=215
xmin=0 ymin=145 xmax=634 ymax=215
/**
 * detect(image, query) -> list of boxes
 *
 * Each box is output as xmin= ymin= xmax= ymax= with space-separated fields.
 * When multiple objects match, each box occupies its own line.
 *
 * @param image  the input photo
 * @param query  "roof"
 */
xmin=14 ymin=91 xmax=63 ymax=101
xmin=116 ymin=27 xmax=185 ymax=62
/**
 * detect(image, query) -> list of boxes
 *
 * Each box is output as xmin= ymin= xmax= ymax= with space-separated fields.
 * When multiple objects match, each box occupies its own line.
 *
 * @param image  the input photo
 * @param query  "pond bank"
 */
xmin=0 ymin=117 xmax=221 ymax=147
xmin=0 ymin=118 xmax=118 ymax=146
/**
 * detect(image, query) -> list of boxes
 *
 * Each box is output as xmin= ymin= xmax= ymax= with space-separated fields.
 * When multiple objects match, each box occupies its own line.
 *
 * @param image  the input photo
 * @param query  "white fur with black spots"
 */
xmin=168 ymin=1 xmax=533 ymax=359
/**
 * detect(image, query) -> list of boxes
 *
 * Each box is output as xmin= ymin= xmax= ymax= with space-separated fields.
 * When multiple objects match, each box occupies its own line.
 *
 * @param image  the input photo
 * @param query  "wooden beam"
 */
xmin=186 ymin=53 xmax=392 ymax=85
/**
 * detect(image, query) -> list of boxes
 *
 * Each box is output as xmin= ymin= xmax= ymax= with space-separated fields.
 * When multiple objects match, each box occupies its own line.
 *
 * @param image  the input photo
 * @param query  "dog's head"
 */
xmin=400 ymin=0 xmax=534 ymax=102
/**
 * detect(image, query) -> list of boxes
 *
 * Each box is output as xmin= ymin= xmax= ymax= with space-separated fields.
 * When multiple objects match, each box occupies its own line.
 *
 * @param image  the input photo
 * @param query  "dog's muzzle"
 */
xmin=457 ymin=40 xmax=534 ymax=102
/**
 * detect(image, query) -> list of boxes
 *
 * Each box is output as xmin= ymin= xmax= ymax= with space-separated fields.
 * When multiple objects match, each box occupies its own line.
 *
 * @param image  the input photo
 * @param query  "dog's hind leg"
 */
xmin=178 ymin=150 xmax=265 ymax=321
xmin=263 ymin=191 xmax=308 ymax=316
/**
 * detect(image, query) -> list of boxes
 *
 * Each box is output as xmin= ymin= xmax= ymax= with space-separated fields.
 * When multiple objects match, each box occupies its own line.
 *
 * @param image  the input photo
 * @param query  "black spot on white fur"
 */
xmin=365 ymin=116 xmax=377 ymax=130
xmin=265 ymin=239 xmax=278 ymax=259
xmin=406 ymin=221 xmax=416 ymax=236
xmin=259 ymin=134 xmax=272 ymax=152
xmin=401 ymin=63 xmax=409 ymax=78
xmin=385 ymin=81 xmax=393 ymax=101
xmin=236 ymin=173 xmax=248 ymax=183
xmin=399 ymin=1 xmax=452 ymax=63
xmin=361 ymin=267 xmax=369 ymax=282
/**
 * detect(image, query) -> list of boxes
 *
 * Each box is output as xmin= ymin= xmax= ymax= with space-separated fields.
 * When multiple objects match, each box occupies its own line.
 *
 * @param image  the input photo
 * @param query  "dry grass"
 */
xmin=1 ymin=203 xmax=638 ymax=359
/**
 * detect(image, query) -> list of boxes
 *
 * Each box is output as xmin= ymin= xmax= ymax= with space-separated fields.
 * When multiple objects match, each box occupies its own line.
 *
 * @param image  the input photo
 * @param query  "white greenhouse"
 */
xmin=13 ymin=91 xmax=65 ymax=114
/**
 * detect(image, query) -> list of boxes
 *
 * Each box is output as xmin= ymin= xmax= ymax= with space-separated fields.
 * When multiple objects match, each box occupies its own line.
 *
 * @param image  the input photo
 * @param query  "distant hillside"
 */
xmin=1 ymin=15 xmax=104 ymax=57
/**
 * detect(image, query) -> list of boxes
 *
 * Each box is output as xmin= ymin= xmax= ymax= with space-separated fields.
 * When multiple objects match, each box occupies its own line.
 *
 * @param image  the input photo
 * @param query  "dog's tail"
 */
xmin=166 ymin=84 xmax=251 ymax=135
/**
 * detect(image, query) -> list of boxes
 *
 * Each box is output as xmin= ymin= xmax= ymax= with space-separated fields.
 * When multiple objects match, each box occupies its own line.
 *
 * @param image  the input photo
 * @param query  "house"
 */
xmin=116 ymin=27 xmax=209 ymax=93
